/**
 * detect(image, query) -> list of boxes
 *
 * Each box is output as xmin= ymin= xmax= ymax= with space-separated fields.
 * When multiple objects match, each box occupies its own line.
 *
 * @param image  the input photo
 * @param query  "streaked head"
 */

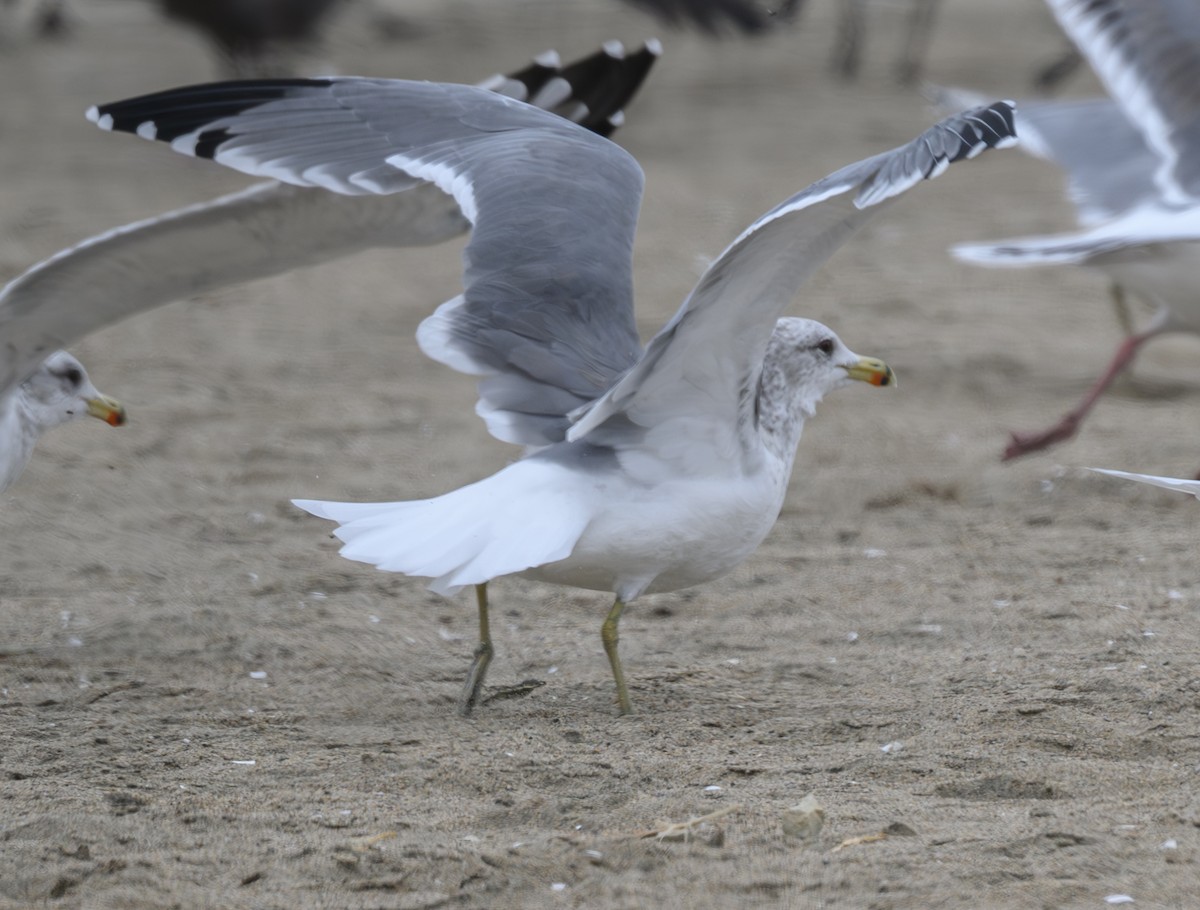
xmin=756 ymin=317 xmax=892 ymax=457
xmin=764 ymin=317 xmax=893 ymax=410
xmin=20 ymin=351 xmax=126 ymax=431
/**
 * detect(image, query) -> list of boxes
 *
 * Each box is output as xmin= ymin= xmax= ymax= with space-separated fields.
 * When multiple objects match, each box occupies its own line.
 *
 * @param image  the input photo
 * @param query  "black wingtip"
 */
xmin=88 ymin=78 xmax=335 ymax=155
xmin=558 ymin=40 xmax=661 ymax=135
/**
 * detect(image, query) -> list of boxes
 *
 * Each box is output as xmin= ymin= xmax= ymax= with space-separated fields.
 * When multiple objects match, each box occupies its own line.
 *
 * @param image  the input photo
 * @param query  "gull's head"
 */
xmin=765 ymin=317 xmax=893 ymax=409
xmin=758 ymin=318 xmax=893 ymax=452
xmin=20 ymin=351 xmax=126 ymax=432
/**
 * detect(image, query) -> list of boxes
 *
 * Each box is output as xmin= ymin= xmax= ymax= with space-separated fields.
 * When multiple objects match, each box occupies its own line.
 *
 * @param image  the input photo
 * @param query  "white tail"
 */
xmin=293 ymin=459 xmax=592 ymax=595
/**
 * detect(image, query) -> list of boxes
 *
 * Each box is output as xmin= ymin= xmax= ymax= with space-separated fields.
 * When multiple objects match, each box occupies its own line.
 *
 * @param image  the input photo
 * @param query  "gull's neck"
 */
xmin=755 ymin=347 xmax=818 ymax=468
xmin=0 ymin=390 xmax=38 ymax=493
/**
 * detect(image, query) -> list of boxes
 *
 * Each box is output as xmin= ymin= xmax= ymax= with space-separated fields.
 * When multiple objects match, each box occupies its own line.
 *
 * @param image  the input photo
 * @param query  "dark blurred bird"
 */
xmin=160 ymin=0 xmax=345 ymax=76
xmin=158 ymin=0 xmax=782 ymax=77
xmin=830 ymin=0 xmax=941 ymax=86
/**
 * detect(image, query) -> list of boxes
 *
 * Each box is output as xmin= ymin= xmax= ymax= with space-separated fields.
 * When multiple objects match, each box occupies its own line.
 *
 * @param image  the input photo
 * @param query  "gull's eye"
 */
xmin=64 ymin=367 xmax=83 ymax=387
xmin=816 ymin=338 xmax=835 ymax=356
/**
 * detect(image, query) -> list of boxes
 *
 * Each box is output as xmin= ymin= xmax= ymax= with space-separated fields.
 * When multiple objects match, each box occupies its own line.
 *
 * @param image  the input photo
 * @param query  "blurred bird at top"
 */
xmin=949 ymin=0 xmax=1200 ymax=462
xmin=826 ymin=0 xmax=940 ymax=86
xmin=159 ymin=0 xmax=783 ymax=78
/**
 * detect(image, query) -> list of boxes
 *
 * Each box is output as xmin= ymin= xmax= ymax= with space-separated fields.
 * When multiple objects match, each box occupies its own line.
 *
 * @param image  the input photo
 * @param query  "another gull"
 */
xmin=951 ymin=0 xmax=1200 ymax=461
xmin=91 ymin=73 xmax=1014 ymax=715
xmin=0 ymin=352 xmax=124 ymax=494
xmin=0 ymin=41 xmax=657 ymax=495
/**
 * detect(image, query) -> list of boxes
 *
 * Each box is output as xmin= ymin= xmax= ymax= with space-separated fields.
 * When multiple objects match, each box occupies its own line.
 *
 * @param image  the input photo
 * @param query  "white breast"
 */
xmin=523 ymin=449 xmax=792 ymax=602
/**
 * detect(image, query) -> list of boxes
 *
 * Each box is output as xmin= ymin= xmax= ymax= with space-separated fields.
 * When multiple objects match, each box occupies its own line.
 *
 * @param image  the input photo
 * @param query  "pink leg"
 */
xmin=1003 ymin=331 xmax=1155 ymax=461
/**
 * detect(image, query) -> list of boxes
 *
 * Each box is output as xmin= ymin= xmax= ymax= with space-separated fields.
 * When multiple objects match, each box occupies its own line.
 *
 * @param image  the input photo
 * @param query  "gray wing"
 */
xmin=569 ymin=103 xmax=1017 ymax=463
xmin=931 ymin=86 xmax=1158 ymax=223
xmin=0 ymin=180 xmax=467 ymax=395
xmin=90 ymin=77 xmax=646 ymax=447
xmin=1045 ymin=0 xmax=1200 ymax=203
xmin=0 ymin=42 xmax=656 ymax=405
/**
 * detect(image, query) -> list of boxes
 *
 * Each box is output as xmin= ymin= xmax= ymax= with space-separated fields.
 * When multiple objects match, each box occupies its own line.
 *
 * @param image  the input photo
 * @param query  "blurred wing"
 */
xmin=1091 ymin=467 xmax=1200 ymax=499
xmin=1045 ymin=0 xmax=1200 ymax=204
xmin=569 ymin=102 xmax=1017 ymax=463
xmin=931 ymin=86 xmax=1158 ymax=223
xmin=91 ymin=75 xmax=647 ymax=448
xmin=952 ymin=205 xmax=1200 ymax=266
xmin=0 ymin=42 xmax=657 ymax=406
xmin=0 ymin=180 xmax=464 ymax=395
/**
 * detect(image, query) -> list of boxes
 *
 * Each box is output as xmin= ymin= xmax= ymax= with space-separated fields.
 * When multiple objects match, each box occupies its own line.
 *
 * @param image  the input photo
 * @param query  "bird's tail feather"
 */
xmin=293 ymin=461 xmax=590 ymax=595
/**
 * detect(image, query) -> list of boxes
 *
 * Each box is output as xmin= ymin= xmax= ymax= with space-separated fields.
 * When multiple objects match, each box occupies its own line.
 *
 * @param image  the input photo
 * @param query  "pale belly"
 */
xmin=522 ymin=468 xmax=789 ymax=602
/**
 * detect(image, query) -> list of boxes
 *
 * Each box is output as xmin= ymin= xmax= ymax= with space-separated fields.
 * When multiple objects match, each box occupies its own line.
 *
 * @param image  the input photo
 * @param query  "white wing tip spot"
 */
xmin=136 ymin=120 xmax=158 ymax=141
xmin=534 ymin=49 xmax=561 ymax=68
xmin=88 ymin=108 xmax=113 ymax=130
xmin=602 ymin=39 xmax=626 ymax=59
xmin=646 ymin=38 xmax=663 ymax=56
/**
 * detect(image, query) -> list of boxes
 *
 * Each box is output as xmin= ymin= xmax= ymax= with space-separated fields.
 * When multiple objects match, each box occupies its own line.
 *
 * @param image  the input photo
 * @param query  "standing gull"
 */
xmin=0 ymin=42 xmax=658 ymax=494
xmin=91 ymin=75 xmax=1014 ymax=714
xmin=952 ymin=0 xmax=1200 ymax=461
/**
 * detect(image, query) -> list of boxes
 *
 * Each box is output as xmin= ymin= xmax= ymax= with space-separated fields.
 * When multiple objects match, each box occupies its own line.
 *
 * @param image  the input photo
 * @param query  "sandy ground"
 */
xmin=2 ymin=1 xmax=1200 ymax=907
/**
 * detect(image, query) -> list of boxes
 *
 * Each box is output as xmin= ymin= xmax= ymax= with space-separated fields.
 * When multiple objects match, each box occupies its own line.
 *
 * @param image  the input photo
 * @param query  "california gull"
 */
xmin=0 ymin=41 xmax=657 ymax=494
xmin=91 ymin=72 xmax=1014 ymax=714
xmin=951 ymin=0 xmax=1200 ymax=461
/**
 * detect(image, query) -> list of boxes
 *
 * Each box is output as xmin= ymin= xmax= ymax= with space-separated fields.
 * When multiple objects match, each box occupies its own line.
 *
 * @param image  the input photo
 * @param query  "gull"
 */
xmin=951 ymin=0 xmax=1200 ymax=461
xmin=0 ymin=41 xmax=657 ymax=495
xmin=91 ymin=71 xmax=1014 ymax=715
xmin=1090 ymin=468 xmax=1200 ymax=498
xmin=0 ymin=352 xmax=124 ymax=494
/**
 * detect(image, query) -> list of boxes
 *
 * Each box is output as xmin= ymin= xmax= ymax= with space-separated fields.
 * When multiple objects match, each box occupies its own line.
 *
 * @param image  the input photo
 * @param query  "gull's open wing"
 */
xmin=88 ymin=70 xmax=652 ymax=448
xmin=931 ymin=86 xmax=1158 ymax=224
xmin=568 ymin=103 xmax=1017 ymax=471
xmin=0 ymin=42 xmax=658 ymax=400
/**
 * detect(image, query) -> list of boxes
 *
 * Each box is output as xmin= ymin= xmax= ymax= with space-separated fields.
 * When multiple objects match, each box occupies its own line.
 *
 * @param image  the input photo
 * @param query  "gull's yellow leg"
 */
xmin=601 ymin=598 xmax=633 ymax=716
xmin=458 ymin=583 xmax=493 ymax=716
